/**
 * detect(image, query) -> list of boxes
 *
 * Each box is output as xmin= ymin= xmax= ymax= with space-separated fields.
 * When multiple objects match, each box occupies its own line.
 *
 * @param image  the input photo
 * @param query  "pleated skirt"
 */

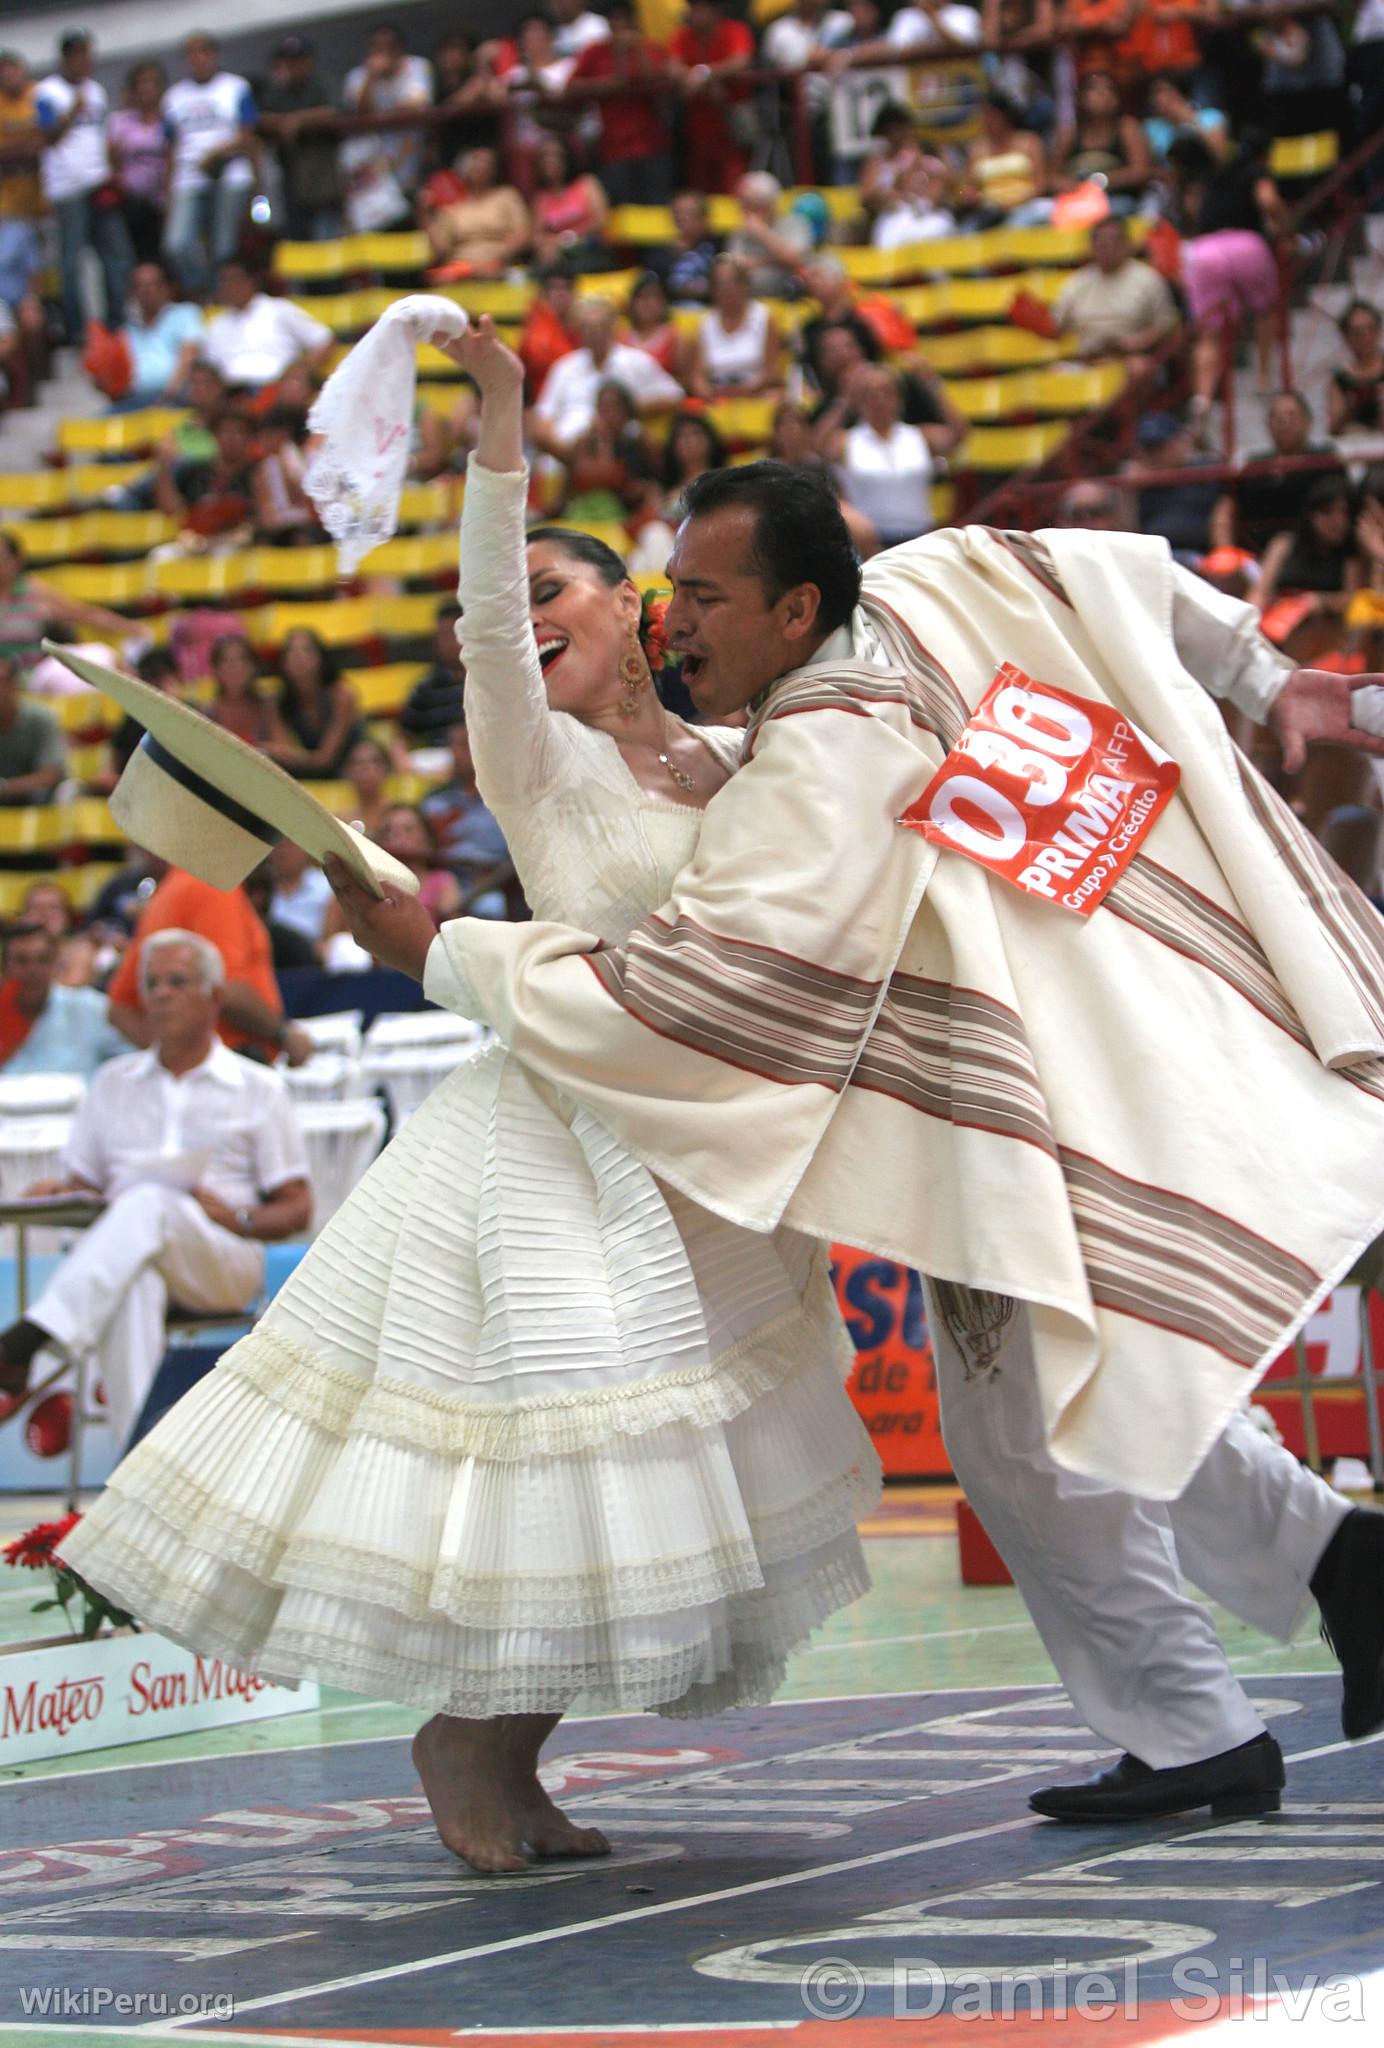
xmin=64 ymin=1042 xmax=882 ymax=1718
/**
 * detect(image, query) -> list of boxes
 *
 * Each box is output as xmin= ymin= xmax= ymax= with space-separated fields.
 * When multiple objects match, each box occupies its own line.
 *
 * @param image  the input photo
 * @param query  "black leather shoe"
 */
xmin=1029 ymin=1732 xmax=1284 ymax=1821
xmin=1311 ymin=1506 xmax=1384 ymax=1740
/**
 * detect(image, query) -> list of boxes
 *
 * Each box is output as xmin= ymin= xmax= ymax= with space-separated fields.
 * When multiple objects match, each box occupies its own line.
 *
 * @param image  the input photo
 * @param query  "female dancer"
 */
xmin=63 ymin=320 xmax=880 ymax=1874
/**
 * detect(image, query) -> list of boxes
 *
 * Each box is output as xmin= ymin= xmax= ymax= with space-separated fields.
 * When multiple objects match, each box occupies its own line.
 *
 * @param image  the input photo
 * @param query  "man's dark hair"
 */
xmin=526 ymin=526 xmax=629 ymax=588
xmin=679 ymin=461 xmax=862 ymax=633
xmin=136 ymin=647 xmax=179 ymax=685
xmin=59 ymin=31 xmax=91 ymax=57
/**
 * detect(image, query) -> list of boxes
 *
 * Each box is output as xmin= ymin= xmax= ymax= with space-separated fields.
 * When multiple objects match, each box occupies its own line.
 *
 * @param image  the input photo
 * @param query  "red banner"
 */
xmin=832 ymin=1247 xmax=949 ymax=1478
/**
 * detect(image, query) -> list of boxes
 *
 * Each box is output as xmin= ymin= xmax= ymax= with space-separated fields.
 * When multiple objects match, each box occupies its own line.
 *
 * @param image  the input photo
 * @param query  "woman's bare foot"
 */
xmin=412 ymin=1715 xmax=528 ymax=1873
xmin=502 ymin=1714 xmax=612 ymax=1860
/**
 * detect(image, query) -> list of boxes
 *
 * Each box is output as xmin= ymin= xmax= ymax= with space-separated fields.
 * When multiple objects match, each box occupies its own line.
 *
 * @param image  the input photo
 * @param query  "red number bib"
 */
xmin=901 ymin=664 xmax=1181 ymax=917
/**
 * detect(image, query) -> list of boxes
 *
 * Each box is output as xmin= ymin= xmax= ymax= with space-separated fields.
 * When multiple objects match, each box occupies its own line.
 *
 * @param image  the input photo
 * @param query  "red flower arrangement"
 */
xmin=2 ymin=1513 xmax=136 ymax=1640
xmin=639 ymin=589 xmax=680 ymax=684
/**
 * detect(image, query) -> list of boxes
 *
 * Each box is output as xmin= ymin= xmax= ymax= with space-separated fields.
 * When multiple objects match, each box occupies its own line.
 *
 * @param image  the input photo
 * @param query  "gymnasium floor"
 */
xmin=0 ymin=1484 xmax=1380 ymax=2046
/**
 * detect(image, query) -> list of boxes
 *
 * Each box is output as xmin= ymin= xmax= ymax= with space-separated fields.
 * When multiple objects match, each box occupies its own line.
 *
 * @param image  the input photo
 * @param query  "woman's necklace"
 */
xmin=658 ymin=716 xmax=698 ymax=793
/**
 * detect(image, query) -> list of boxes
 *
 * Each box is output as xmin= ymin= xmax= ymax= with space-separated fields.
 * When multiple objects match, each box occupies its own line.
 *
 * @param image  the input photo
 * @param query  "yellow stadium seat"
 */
xmin=8 ymin=515 xmax=92 ymax=563
xmin=0 ymin=809 xmax=70 ymax=855
xmin=608 ymin=205 xmax=676 ymax=246
xmin=1269 ymin=131 xmax=1339 ymax=179
xmin=0 ymin=864 xmax=123 ymax=915
xmin=88 ymin=510 xmax=180 ymax=555
xmin=275 ymin=239 xmax=350 ymax=283
xmin=398 ymin=480 xmax=461 ymax=529
xmin=574 ymin=269 xmax=641 ymax=306
xmin=64 ymin=796 xmax=122 ymax=842
xmin=42 ymin=563 xmax=148 ymax=606
xmin=962 ymin=422 xmax=1070 ymax=471
xmin=706 ymin=196 xmax=743 ymax=234
xmin=151 ymin=555 xmax=243 ymax=601
xmin=66 ymin=742 xmax=107 ymax=784
xmin=944 ymin=377 xmax=1010 ymax=422
xmin=56 ymin=409 xmax=186 ymax=458
xmin=253 ymin=599 xmax=377 ymax=647
xmin=55 ymin=690 xmax=121 ymax=734
xmin=435 ymin=279 xmax=535 ymax=320
xmin=249 ymin=547 xmax=340 ymax=593
xmin=705 ymin=396 xmax=779 ymax=447
xmin=357 ymin=532 xmax=457 ymax=579
xmin=544 ymin=518 xmax=631 ymax=557
xmin=342 ymin=662 xmax=429 ymax=716
xmin=885 ymin=284 xmax=948 ymax=331
xmin=784 ymin=185 xmax=863 ymax=224
xmin=0 ymin=463 xmax=148 ymax=516
xmin=920 ymin=326 xmax=1078 ymax=373
xmin=933 ymin=482 xmax=955 ymax=526
xmin=1026 ymin=363 xmax=1126 ymax=414
xmin=350 ymin=232 xmax=430 ymax=272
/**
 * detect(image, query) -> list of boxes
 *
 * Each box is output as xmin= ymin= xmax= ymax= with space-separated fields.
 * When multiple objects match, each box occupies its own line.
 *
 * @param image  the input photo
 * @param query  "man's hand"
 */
xmin=23 ymin=1177 xmax=82 ymax=1199
xmin=1271 ymin=668 xmax=1384 ymax=775
xmin=192 ymin=1187 xmax=240 ymax=1233
xmin=280 ymin=1022 xmax=315 ymax=1068
xmin=322 ymin=856 xmax=439 ymax=981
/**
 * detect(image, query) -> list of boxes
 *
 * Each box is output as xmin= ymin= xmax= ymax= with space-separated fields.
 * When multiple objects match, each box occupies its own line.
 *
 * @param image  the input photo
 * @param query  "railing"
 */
xmin=964 ymin=446 xmax=1356 ymax=537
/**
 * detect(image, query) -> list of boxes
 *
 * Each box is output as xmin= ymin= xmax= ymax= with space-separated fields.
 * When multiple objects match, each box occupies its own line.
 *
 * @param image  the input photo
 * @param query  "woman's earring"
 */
xmin=618 ymin=630 xmax=650 ymax=720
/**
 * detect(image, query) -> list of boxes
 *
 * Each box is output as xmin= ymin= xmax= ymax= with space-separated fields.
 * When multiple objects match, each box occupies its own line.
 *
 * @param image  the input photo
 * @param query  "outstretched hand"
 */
xmin=323 ymin=856 xmax=440 ymax=983
xmin=430 ymin=313 xmax=524 ymax=397
xmin=1271 ymin=668 xmax=1384 ymax=776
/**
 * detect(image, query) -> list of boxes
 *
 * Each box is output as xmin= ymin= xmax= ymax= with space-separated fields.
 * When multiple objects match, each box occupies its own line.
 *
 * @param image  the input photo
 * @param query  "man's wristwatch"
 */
xmin=235 ymin=1207 xmax=256 ymax=1238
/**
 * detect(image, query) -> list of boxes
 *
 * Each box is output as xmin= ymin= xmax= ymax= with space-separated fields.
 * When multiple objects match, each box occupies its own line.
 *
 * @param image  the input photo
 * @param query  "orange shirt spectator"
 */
xmin=1062 ymin=0 xmax=1136 ymax=80
xmin=107 ymin=866 xmax=284 ymax=1058
xmin=1118 ymin=0 xmax=1205 ymax=83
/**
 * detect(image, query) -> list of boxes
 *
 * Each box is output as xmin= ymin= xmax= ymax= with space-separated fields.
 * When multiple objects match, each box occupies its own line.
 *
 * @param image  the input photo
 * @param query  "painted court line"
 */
xmin=158 ymin=1811 xmax=1042 ymax=2028
xmin=156 ymin=1710 xmax=1376 ymax=2028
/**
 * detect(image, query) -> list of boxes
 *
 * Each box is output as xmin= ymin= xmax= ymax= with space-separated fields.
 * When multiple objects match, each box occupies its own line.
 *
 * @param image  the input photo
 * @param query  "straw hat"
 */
xmin=42 ymin=641 xmax=419 ymax=898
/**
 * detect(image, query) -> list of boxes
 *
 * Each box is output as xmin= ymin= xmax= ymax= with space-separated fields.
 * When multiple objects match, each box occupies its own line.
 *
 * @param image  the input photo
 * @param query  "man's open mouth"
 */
xmin=680 ymin=653 xmax=706 ymax=682
xmin=536 ymin=635 xmax=569 ymax=673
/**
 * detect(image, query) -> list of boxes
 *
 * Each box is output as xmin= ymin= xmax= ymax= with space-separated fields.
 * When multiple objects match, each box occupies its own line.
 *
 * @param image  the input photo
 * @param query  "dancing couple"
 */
xmin=69 ymin=318 xmax=1384 ymax=1857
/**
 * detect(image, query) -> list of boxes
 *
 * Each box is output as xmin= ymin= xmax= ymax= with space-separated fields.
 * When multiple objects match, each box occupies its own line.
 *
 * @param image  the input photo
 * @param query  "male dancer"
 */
xmin=329 ymin=457 xmax=1384 ymax=1821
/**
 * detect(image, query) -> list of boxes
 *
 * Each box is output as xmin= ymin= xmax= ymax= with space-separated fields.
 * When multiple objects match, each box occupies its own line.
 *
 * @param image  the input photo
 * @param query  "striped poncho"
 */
xmin=427 ymin=526 xmax=1384 ymax=1500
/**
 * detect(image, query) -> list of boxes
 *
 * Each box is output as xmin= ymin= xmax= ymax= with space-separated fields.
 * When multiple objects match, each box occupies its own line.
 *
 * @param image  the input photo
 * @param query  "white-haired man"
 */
xmin=0 ymin=929 xmax=311 ymax=1444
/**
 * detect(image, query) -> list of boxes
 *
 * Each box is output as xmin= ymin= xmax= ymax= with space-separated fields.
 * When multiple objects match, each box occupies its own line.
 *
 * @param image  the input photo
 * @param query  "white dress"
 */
xmin=63 ymin=463 xmax=882 ymax=1721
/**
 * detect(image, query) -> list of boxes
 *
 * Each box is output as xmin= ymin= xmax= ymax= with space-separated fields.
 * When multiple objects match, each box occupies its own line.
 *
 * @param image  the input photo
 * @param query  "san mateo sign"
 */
xmin=0 ymin=1632 xmax=319 ymax=1767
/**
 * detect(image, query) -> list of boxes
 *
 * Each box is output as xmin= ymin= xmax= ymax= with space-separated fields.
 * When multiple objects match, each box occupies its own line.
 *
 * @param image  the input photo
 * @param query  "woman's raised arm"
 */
xmin=433 ymin=317 xmax=575 ymax=811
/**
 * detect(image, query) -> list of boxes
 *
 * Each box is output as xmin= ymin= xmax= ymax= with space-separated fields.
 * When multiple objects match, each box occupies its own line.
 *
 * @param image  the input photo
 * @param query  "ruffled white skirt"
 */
xmin=64 ymin=1042 xmax=881 ymax=1719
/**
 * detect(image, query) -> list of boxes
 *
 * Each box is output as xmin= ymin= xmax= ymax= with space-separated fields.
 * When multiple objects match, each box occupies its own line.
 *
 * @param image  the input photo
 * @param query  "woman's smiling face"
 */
xmin=523 ymin=539 xmax=641 ymax=714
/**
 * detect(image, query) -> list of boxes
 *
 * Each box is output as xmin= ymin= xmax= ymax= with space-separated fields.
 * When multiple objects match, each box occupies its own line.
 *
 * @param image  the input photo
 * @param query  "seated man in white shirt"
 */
xmin=529 ymin=296 xmax=684 ymax=461
xmin=202 ymin=256 xmax=333 ymax=393
xmin=0 ymin=929 xmax=312 ymax=1446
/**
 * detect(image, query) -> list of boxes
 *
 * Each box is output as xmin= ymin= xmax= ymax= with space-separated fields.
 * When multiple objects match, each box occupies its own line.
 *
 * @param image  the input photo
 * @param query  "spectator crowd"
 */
xmin=0 ymin=0 xmax=1382 ymax=1108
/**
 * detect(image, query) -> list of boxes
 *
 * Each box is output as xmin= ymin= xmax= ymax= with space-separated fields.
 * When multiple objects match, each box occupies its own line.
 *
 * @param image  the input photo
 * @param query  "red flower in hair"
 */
xmin=640 ymin=589 xmax=680 ymax=680
xmin=3 ymin=1512 xmax=80 ymax=1572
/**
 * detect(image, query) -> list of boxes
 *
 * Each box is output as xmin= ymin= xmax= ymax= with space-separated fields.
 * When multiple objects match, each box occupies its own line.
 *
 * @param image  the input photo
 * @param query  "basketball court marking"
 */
xmin=172 ymin=1721 xmax=1384 ymax=2026
xmin=2 ymin=1675 xmax=1379 ymax=2042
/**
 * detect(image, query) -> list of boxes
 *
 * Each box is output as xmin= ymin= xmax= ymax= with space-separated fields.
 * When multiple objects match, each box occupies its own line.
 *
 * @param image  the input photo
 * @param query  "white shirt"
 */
xmin=62 ymin=1038 xmax=310 ymax=1213
xmin=551 ymin=11 xmax=612 ymax=59
xmin=699 ymin=300 xmax=771 ymax=390
xmin=162 ymin=71 xmax=257 ymax=193
xmin=888 ymin=4 xmax=983 ymax=48
xmin=763 ymin=10 xmax=854 ymax=113
xmin=533 ymin=341 xmax=684 ymax=444
xmin=34 ymin=75 xmax=110 ymax=203
xmin=271 ymin=867 xmax=334 ymax=945
xmin=837 ymin=419 xmax=935 ymax=539
xmin=202 ymin=293 xmax=331 ymax=388
xmin=872 ymin=199 xmax=957 ymax=249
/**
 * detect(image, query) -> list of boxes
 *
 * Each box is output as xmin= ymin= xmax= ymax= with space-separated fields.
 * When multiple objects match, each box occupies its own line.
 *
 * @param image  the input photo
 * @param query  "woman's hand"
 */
xmin=322 ymin=855 xmax=440 ymax=982
xmin=431 ymin=313 xmax=524 ymax=398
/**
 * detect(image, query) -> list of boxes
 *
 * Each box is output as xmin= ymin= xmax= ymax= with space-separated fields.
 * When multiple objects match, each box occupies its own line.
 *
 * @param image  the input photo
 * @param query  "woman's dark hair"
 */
xmin=0 ymin=529 xmax=25 ymax=567
xmin=136 ymin=647 xmax=179 ymax=685
xmin=630 ymin=271 xmax=669 ymax=316
xmin=210 ymin=632 xmax=257 ymax=676
xmin=127 ymin=59 xmax=166 ymax=93
xmin=1166 ymin=133 xmax=1216 ymax=181
xmin=1301 ymin=475 xmax=1354 ymax=525
xmin=1342 ymin=297 xmax=1382 ymax=336
xmin=679 ymin=461 xmax=862 ymax=633
xmin=661 ymin=410 xmax=728 ymax=489
xmin=279 ymin=626 xmax=340 ymax=690
xmin=526 ymin=525 xmax=630 ymax=588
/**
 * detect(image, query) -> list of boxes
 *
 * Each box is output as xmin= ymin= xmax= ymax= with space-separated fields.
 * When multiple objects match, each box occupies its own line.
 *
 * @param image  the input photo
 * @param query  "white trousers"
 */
xmin=31 ymin=1187 xmax=264 ymax=1446
xmin=928 ymin=1284 xmax=1350 ymax=1770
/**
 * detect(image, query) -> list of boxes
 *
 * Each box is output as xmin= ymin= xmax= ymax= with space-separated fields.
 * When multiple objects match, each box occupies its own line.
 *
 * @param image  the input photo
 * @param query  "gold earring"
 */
xmin=618 ymin=630 xmax=649 ymax=720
